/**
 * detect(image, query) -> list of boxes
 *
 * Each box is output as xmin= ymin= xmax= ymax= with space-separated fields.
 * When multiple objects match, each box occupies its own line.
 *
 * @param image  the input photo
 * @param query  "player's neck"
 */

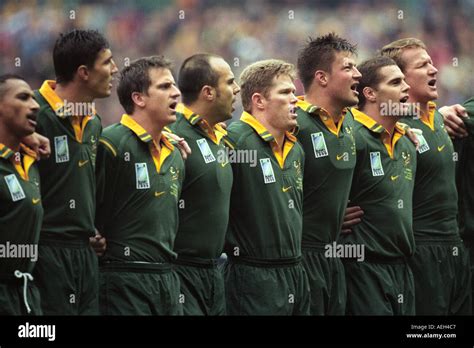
xmin=131 ymin=111 xmax=164 ymax=145
xmin=185 ymin=102 xmax=217 ymax=128
xmin=54 ymin=82 xmax=95 ymax=104
xmin=253 ymin=111 xmax=285 ymax=150
xmin=0 ymin=129 xmax=21 ymax=152
xmin=415 ymin=100 xmax=430 ymax=118
xmin=306 ymin=93 xmax=344 ymax=123
xmin=362 ymin=104 xmax=399 ymax=134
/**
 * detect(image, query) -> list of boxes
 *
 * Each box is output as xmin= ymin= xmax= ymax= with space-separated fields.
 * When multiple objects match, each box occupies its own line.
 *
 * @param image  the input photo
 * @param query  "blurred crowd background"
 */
xmin=1 ymin=0 xmax=473 ymax=125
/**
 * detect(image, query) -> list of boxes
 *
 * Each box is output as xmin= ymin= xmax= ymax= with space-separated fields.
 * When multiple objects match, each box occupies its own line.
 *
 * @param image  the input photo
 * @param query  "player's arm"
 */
xmin=163 ymin=127 xmax=192 ymax=160
xmin=91 ymin=137 xmax=117 ymax=256
xmin=21 ymin=132 xmax=51 ymax=159
xmin=439 ymin=104 xmax=468 ymax=138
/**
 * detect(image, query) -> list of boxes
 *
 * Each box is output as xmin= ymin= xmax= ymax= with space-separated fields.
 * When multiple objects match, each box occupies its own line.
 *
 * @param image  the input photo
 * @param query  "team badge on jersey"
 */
xmin=4 ymin=174 xmax=25 ymax=201
xmin=54 ymin=135 xmax=70 ymax=163
xmin=416 ymin=134 xmax=430 ymax=154
xmin=370 ymin=152 xmax=384 ymax=176
xmin=196 ymin=138 xmax=216 ymax=163
xmin=260 ymin=158 xmax=276 ymax=184
xmin=135 ymin=163 xmax=150 ymax=189
xmin=311 ymin=132 xmax=329 ymax=158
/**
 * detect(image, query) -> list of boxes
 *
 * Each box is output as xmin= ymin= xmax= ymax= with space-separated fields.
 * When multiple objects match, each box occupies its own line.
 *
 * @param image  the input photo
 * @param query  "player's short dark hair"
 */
xmin=297 ymin=32 xmax=357 ymax=91
xmin=356 ymin=56 xmax=398 ymax=109
xmin=53 ymin=29 xmax=110 ymax=84
xmin=0 ymin=74 xmax=25 ymax=100
xmin=178 ymin=53 xmax=221 ymax=104
xmin=117 ymin=55 xmax=173 ymax=114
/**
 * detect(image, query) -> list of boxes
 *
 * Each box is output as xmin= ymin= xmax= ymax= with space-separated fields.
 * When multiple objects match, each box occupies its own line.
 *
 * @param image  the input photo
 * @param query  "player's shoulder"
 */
xmin=226 ymin=120 xmax=256 ymax=148
xmin=100 ymin=123 xmax=133 ymax=156
xmin=168 ymin=114 xmax=199 ymax=139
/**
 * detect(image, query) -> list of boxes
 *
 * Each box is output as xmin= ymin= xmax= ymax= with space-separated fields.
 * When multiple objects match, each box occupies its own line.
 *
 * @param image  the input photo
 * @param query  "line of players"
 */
xmin=0 ymin=29 xmax=472 ymax=315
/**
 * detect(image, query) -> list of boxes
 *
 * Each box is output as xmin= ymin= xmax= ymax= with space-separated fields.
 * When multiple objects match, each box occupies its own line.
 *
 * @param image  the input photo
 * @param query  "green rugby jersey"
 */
xmin=403 ymin=102 xmax=458 ymax=239
xmin=168 ymin=104 xmax=233 ymax=259
xmin=96 ymin=114 xmax=185 ymax=263
xmin=225 ymin=112 xmax=305 ymax=259
xmin=296 ymin=98 xmax=356 ymax=245
xmin=341 ymin=109 xmax=417 ymax=259
xmin=34 ymin=81 xmax=102 ymax=240
xmin=0 ymin=144 xmax=42 ymax=275
xmin=455 ymin=97 xmax=474 ymax=240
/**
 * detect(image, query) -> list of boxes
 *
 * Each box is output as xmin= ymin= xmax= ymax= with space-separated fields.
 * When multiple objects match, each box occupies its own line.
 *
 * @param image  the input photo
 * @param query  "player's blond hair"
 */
xmin=379 ymin=38 xmax=427 ymax=72
xmin=240 ymin=59 xmax=296 ymax=113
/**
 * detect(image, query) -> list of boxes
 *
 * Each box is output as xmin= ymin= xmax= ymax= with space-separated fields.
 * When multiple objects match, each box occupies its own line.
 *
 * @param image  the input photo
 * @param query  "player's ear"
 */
xmin=201 ymin=85 xmax=215 ymax=101
xmin=363 ymin=86 xmax=376 ymax=103
xmin=252 ymin=92 xmax=265 ymax=111
xmin=131 ymin=91 xmax=146 ymax=109
xmin=77 ymin=65 xmax=89 ymax=82
xmin=315 ymin=70 xmax=328 ymax=86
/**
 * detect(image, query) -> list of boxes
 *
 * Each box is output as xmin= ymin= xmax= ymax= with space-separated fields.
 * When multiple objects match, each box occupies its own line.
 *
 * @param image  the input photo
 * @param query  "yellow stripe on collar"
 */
xmin=120 ymin=114 xmax=175 ymax=172
xmin=120 ymin=114 xmax=153 ymax=143
xmin=39 ymin=80 xmax=64 ymax=116
xmin=241 ymin=111 xmax=297 ymax=168
xmin=296 ymin=97 xmax=345 ymax=136
xmin=178 ymin=103 xmax=228 ymax=145
xmin=352 ymin=108 xmax=406 ymax=159
xmin=0 ymin=143 xmax=37 ymax=180
xmin=241 ymin=111 xmax=275 ymax=142
xmin=39 ymin=80 xmax=95 ymax=142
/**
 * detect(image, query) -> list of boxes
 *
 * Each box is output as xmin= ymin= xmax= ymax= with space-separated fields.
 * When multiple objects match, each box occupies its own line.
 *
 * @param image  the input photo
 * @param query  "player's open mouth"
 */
xmin=350 ymin=83 xmax=359 ymax=95
xmin=428 ymin=79 xmax=437 ymax=89
xmin=399 ymin=96 xmax=409 ymax=103
xmin=27 ymin=113 xmax=37 ymax=127
xmin=289 ymin=105 xmax=297 ymax=118
xmin=169 ymin=101 xmax=178 ymax=113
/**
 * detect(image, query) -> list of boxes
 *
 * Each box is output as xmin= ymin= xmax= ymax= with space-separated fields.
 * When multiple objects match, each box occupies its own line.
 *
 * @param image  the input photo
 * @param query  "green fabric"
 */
xmin=0 ymin=147 xmax=42 ymax=275
xmin=33 ymin=242 xmax=98 ymax=315
xmin=344 ymin=260 xmax=415 ymax=315
xmin=301 ymin=248 xmax=346 ymax=315
xmin=34 ymin=89 xmax=101 ymax=240
xmin=99 ymin=268 xmax=182 ymax=315
xmin=403 ymin=109 xmax=458 ymax=238
xmin=224 ymin=262 xmax=310 ymax=315
xmin=0 ymin=281 xmax=42 ymax=315
xmin=455 ymin=97 xmax=474 ymax=240
xmin=168 ymin=112 xmax=232 ymax=259
xmin=409 ymin=241 xmax=472 ymax=315
xmin=296 ymin=104 xmax=356 ymax=244
xmin=341 ymin=109 xmax=417 ymax=259
xmin=174 ymin=263 xmax=225 ymax=315
xmin=224 ymin=119 xmax=305 ymax=259
xmin=464 ymin=239 xmax=474 ymax=313
xmin=96 ymin=123 xmax=185 ymax=263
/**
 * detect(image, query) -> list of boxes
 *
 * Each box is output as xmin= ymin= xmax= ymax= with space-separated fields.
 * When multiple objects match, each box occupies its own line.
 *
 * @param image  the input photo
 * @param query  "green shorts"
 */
xmin=302 ymin=246 xmax=346 ymax=315
xmin=409 ymin=238 xmax=472 ymax=315
xmin=224 ymin=256 xmax=310 ymax=315
xmin=0 ymin=273 xmax=42 ymax=315
xmin=99 ymin=261 xmax=183 ymax=315
xmin=173 ymin=256 xmax=225 ymax=315
xmin=33 ymin=237 xmax=99 ymax=315
xmin=344 ymin=258 xmax=415 ymax=315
